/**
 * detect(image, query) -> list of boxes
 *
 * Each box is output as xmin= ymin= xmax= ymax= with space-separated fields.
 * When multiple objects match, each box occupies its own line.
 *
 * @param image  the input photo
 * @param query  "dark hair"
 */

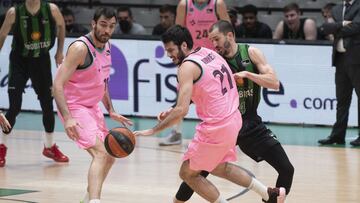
xmin=117 ymin=6 xmax=132 ymax=18
xmin=241 ymin=4 xmax=258 ymax=15
xmin=159 ymin=4 xmax=176 ymax=15
xmin=209 ymin=20 xmax=235 ymax=36
xmin=284 ymin=3 xmax=300 ymax=13
xmin=161 ymin=25 xmax=193 ymax=49
xmin=62 ymin=8 xmax=74 ymax=17
xmin=93 ymin=7 xmax=117 ymax=22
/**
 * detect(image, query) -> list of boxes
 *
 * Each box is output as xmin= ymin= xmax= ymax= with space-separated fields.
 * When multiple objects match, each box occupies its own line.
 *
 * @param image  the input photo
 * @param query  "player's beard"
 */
xmin=175 ymin=47 xmax=186 ymax=65
xmin=94 ymin=25 xmax=111 ymax=43
xmin=219 ymin=39 xmax=231 ymax=57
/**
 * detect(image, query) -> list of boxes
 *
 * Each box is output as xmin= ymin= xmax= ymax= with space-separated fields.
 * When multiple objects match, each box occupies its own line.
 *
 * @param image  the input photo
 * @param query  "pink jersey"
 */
xmin=186 ymin=0 xmax=218 ymax=49
xmin=62 ymin=36 xmax=111 ymax=108
xmin=184 ymin=47 xmax=239 ymax=124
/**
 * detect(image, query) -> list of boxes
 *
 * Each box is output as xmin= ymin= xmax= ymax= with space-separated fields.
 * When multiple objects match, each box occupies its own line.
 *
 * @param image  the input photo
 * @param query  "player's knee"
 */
xmin=93 ymin=149 xmax=109 ymax=161
xmin=106 ymin=155 xmax=115 ymax=165
xmin=179 ymin=168 xmax=195 ymax=182
xmin=286 ymin=162 xmax=295 ymax=178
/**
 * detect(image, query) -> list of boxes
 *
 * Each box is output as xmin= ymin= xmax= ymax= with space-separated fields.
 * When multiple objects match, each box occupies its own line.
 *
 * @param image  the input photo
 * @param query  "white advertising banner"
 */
xmin=0 ymin=36 xmax=357 ymax=126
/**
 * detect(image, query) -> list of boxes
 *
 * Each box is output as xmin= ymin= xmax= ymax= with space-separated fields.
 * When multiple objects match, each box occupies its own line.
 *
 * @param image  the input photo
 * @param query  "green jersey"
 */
xmin=11 ymin=1 xmax=56 ymax=57
xmin=226 ymin=44 xmax=261 ymax=117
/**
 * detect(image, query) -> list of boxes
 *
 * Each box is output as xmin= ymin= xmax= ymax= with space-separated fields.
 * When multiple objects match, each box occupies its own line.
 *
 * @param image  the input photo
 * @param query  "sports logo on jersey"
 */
xmin=190 ymin=20 xmax=196 ymax=26
xmin=106 ymin=50 xmax=111 ymax=56
xmin=31 ymin=31 xmax=41 ymax=40
xmin=206 ymin=8 xmax=213 ymax=13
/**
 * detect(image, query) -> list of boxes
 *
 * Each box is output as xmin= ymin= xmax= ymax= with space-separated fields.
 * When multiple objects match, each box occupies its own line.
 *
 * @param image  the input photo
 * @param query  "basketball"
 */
xmin=104 ymin=127 xmax=136 ymax=158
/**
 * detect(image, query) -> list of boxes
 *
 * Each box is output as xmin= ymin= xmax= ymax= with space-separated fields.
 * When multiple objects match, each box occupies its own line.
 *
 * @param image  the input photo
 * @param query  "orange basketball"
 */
xmin=104 ymin=127 xmax=136 ymax=158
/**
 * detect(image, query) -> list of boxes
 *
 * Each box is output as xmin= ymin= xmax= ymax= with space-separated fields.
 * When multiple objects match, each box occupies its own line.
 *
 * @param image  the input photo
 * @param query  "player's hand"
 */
xmin=64 ymin=118 xmax=81 ymax=141
xmin=55 ymin=51 xmax=64 ymax=67
xmin=157 ymin=107 xmax=173 ymax=121
xmin=110 ymin=111 xmax=133 ymax=127
xmin=234 ymin=72 xmax=247 ymax=85
xmin=133 ymin=129 xmax=154 ymax=136
xmin=0 ymin=112 xmax=11 ymax=132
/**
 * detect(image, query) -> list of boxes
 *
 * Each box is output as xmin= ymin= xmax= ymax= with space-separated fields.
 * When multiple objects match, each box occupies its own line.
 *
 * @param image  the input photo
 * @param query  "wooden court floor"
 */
xmin=0 ymin=128 xmax=359 ymax=203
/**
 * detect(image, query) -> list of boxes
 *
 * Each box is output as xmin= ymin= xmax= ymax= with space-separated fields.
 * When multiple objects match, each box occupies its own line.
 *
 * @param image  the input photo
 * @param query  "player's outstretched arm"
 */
xmin=134 ymin=61 xmax=198 ymax=136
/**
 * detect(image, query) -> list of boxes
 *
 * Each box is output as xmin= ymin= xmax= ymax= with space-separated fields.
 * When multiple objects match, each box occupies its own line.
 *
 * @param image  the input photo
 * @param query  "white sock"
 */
xmin=0 ymin=132 xmax=7 ymax=145
xmin=173 ymin=121 xmax=182 ymax=133
xmin=82 ymin=192 xmax=89 ymax=203
xmin=248 ymin=177 xmax=269 ymax=201
xmin=213 ymin=195 xmax=228 ymax=203
xmin=44 ymin=132 xmax=54 ymax=148
xmin=89 ymin=199 xmax=100 ymax=203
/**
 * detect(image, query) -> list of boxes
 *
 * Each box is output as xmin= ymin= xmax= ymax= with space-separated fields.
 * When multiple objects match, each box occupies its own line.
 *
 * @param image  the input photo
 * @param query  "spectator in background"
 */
xmin=317 ymin=3 xmax=336 ymax=40
xmin=273 ymin=3 xmax=317 ymax=40
xmin=318 ymin=0 xmax=360 ymax=147
xmin=228 ymin=7 xmax=240 ymax=28
xmin=152 ymin=4 xmax=175 ymax=35
xmin=114 ymin=6 xmax=146 ymax=35
xmin=62 ymin=8 xmax=88 ymax=35
xmin=176 ymin=0 xmax=230 ymax=49
xmin=235 ymin=4 xmax=272 ymax=39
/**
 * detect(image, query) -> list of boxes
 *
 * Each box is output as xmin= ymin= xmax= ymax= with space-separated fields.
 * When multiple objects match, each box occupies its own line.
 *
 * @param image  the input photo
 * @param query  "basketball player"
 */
xmin=160 ymin=0 xmax=230 ymax=146
xmin=134 ymin=25 xmax=285 ymax=203
xmin=0 ymin=0 xmax=68 ymax=167
xmin=53 ymin=8 xmax=133 ymax=203
xmin=172 ymin=20 xmax=294 ymax=203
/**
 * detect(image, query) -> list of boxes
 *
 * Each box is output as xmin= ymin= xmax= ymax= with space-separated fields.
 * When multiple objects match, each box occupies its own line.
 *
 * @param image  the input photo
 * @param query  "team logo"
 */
xmin=106 ymin=49 xmax=111 ymax=56
xmin=206 ymin=8 xmax=213 ymax=13
xmin=31 ymin=31 xmax=41 ymax=40
xmin=190 ymin=20 xmax=196 ymax=26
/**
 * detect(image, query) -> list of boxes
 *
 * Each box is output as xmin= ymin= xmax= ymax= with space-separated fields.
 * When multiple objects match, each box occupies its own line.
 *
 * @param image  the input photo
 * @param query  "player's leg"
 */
xmin=210 ymin=162 xmax=286 ymax=203
xmin=179 ymin=160 xmax=222 ymax=202
xmin=261 ymin=144 xmax=294 ymax=195
xmin=86 ymin=138 xmax=115 ymax=201
xmin=174 ymin=171 xmax=210 ymax=202
xmin=3 ymin=52 xmax=29 ymax=134
xmin=30 ymin=55 xmax=69 ymax=162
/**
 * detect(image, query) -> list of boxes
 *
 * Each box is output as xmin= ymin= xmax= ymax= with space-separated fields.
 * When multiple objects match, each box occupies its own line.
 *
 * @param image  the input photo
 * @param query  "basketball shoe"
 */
xmin=42 ymin=144 xmax=69 ymax=162
xmin=0 ymin=144 xmax=7 ymax=167
xmin=265 ymin=187 xmax=286 ymax=203
xmin=159 ymin=130 xmax=182 ymax=146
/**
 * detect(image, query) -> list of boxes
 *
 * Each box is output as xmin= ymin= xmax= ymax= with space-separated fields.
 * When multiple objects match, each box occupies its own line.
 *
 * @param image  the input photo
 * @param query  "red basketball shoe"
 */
xmin=42 ymin=144 xmax=69 ymax=162
xmin=0 ymin=144 xmax=7 ymax=167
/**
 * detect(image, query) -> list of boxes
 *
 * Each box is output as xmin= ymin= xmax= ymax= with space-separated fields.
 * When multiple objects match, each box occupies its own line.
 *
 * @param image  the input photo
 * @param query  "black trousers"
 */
xmin=4 ymin=51 xmax=54 ymax=134
xmin=331 ymin=52 xmax=360 ymax=139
